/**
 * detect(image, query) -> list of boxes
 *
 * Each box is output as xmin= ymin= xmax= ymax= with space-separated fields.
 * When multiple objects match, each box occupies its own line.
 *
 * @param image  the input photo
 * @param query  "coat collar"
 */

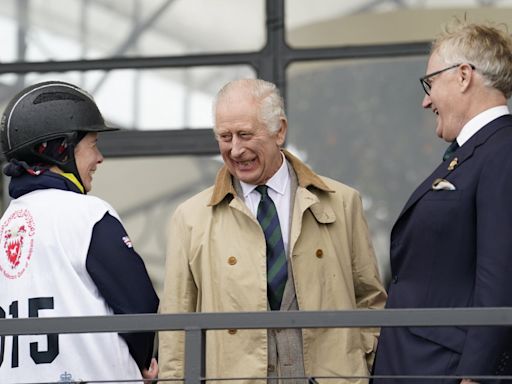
xmin=208 ymin=149 xmax=333 ymax=206
xmin=396 ymin=114 xmax=512 ymax=220
xmin=9 ymin=170 xmax=83 ymax=198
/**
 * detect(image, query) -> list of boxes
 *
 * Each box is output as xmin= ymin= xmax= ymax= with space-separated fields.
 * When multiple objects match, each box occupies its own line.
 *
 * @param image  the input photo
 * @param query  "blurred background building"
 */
xmin=1 ymin=0 xmax=512 ymax=294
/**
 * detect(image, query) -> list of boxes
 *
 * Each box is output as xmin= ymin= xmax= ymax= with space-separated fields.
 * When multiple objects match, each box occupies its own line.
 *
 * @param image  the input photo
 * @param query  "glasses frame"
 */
xmin=420 ymin=63 xmax=475 ymax=96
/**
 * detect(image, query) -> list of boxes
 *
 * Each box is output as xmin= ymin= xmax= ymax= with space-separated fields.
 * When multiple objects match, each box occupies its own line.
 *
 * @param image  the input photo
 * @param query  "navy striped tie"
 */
xmin=256 ymin=185 xmax=287 ymax=310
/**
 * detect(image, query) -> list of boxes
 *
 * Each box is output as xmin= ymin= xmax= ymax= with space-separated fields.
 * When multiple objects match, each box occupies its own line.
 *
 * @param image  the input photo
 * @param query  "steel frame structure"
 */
xmin=0 ymin=0 xmax=430 ymax=158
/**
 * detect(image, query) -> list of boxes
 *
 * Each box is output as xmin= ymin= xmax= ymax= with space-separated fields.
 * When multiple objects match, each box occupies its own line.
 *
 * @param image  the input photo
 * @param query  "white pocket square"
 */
xmin=432 ymin=178 xmax=456 ymax=191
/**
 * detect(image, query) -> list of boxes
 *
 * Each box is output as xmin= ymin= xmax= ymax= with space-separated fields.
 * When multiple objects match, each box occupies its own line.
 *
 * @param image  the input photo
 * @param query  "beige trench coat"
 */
xmin=159 ymin=150 xmax=387 ymax=383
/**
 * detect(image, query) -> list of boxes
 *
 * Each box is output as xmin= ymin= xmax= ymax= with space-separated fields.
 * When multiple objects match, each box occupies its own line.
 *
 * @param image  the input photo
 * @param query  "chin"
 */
xmin=235 ymin=172 xmax=255 ymax=185
xmin=238 ymin=178 xmax=255 ymax=185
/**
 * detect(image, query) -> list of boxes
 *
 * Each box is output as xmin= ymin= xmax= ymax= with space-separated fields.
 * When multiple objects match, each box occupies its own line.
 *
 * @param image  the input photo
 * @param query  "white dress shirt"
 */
xmin=457 ymin=105 xmax=510 ymax=146
xmin=240 ymin=153 xmax=291 ymax=256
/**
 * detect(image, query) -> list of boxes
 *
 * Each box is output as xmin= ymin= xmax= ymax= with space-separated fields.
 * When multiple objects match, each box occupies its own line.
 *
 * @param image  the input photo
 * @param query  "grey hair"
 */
xmin=432 ymin=17 xmax=512 ymax=98
xmin=212 ymin=79 xmax=286 ymax=133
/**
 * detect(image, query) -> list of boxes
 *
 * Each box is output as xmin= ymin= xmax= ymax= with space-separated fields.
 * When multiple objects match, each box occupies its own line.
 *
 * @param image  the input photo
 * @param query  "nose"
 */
xmin=230 ymin=135 xmax=245 ymax=157
xmin=96 ymin=149 xmax=104 ymax=164
xmin=422 ymin=93 xmax=432 ymax=109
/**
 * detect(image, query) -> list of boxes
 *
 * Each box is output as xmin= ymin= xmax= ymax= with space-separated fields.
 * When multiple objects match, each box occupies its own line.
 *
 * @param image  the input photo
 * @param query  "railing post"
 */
xmin=184 ymin=327 xmax=206 ymax=384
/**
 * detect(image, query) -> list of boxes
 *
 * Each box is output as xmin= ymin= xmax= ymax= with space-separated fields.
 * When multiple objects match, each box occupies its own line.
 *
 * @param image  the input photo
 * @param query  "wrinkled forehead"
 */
xmin=215 ymin=92 xmax=259 ymax=119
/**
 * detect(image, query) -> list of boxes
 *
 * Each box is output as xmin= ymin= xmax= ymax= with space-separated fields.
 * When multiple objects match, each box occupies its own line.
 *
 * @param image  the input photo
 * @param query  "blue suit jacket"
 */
xmin=372 ymin=114 xmax=512 ymax=384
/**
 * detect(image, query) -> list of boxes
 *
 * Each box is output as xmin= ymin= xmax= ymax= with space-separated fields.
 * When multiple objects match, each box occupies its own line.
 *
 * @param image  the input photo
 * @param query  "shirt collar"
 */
xmin=208 ymin=149 xmax=333 ymax=207
xmin=240 ymin=152 xmax=289 ymax=199
xmin=457 ymin=105 xmax=510 ymax=146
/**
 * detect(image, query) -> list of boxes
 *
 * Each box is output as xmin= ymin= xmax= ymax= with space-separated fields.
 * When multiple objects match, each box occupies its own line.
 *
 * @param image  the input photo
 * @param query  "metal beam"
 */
xmin=15 ymin=0 xmax=29 ymax=89
xmin=0 ymin=41 xmax=430 ymax=75
xmin=3 ymin=308 xmax=512 ymax=336
xmin=284 ymin=42 xmax=429 ymax=63
xmin=0 ymin=52 xmax=261 ymax=74
xmin=184 ymin=328 xmax=206 ymax=384
xmin=97 ymin=128 xmax=218 ymax=158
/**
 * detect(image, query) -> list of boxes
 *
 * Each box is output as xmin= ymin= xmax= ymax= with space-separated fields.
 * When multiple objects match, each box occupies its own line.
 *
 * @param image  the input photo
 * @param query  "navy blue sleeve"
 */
xmin=85 ymin=212 xmax=159 ymax=370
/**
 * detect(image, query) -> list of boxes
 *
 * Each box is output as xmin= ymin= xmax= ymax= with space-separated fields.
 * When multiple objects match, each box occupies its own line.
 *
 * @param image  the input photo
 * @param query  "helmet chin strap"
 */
xmin=30 ymin=132 xmax=87 ymax=194
xmin=59 ymin=152 xmax=86 ymax=194
xmin=57 ymin=134 xmax=86 ymax=194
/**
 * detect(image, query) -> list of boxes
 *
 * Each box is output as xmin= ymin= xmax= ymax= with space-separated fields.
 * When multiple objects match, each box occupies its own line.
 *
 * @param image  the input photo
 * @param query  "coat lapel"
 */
xmin=396 ymin=114 xmax=512 ymax=222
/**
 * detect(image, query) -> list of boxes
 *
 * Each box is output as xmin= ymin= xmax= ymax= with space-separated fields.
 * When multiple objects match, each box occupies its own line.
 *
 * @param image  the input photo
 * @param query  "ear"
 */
xmin=276 ymin=117 xmax=288 ymax=147
xmin=458 ymin=63 xmax=474 ymax=92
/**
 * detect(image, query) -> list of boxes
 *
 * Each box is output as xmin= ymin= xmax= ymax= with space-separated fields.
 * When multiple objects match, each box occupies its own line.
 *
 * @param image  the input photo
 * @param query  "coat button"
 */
xmin=228 ymin=329 xmax=237 ymax=335
xmin=392 ymin=275 xmax=398 ymax=283
xmin=315 ymin=249 xmax=323 ymax=258
xmin=228 ymin=256 xmax=237 ymax=265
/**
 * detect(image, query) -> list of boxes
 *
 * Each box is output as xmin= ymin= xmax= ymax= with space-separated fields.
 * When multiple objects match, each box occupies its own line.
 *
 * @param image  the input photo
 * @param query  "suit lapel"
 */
xmin=396 ymin=114 xmax=512 ymax=222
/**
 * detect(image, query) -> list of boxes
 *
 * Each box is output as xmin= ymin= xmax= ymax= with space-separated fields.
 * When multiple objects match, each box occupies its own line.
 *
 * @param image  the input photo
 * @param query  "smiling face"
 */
xmin=74 ymin=132 xmax=104 ymax=192
xmin=215 ymin=88 xmax=287 ymax=185
xmin=421 ymin=52 xmax=468 ymax=142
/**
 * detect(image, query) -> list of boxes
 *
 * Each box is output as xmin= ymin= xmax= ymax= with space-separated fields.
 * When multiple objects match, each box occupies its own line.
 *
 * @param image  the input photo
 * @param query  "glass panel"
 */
xmin=0 ymin=65 xmax=255 ymax=130
xmin=91 ymin=155 xmax=221 ymax=294
xmin=286 ymin=0 xmax=512 ymax=47
xmin=287 ymin=57 xmax=445 ymax=282
xmin=0 ymin=0 xmax=265 ymax=62
xmin=288 ymin=57 xmax=512 ymax=279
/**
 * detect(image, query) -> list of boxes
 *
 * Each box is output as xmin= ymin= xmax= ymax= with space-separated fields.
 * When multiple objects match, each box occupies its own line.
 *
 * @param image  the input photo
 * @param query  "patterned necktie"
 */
xmin=256 ymin=185 xmax=287 ymax=310
xmin=443 ymin=141 xmax=459 ymax=161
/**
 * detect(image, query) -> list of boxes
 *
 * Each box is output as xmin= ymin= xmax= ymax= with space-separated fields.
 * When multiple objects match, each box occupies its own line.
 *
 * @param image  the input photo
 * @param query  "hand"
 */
xmin=142 ymin=357 xmax=158 ymax=381
xmin=461 ymin=380 xmax=479 ymax=384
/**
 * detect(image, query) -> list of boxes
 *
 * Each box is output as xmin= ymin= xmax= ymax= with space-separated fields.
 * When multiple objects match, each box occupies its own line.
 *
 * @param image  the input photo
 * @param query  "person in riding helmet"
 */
xmin=0 ymin=81 xmax=159 ymax=383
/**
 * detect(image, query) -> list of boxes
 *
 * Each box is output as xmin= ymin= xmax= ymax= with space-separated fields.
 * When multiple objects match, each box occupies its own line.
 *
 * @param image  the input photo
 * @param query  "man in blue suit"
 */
xmin=372 ymin=19 xmax=512 ymax=384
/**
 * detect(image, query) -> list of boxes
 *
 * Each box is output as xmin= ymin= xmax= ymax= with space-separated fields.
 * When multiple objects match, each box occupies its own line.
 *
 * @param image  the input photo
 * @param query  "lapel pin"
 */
xmin=448 ymin=157 xmax=458 ymax=171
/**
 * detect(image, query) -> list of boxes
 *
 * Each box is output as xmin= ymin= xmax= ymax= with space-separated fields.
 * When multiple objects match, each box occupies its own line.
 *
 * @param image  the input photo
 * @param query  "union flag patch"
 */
xmin=122 ymin=235 xmax=133 ymax=248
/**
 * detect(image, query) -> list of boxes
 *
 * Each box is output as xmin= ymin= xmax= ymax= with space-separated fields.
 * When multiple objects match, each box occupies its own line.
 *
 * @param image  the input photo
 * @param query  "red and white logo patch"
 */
xmin=0 ymin=209 xmax=35 ymax=279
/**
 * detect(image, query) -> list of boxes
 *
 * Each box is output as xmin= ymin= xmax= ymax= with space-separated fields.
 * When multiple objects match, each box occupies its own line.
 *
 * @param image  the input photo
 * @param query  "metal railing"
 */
xmin=2 ymin=308 xmax=512 ymax=383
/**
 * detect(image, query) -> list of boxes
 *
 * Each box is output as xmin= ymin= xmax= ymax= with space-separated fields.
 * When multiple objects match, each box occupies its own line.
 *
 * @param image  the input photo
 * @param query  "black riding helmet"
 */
xmin=0 ymin=81 xmax=117 ymax=187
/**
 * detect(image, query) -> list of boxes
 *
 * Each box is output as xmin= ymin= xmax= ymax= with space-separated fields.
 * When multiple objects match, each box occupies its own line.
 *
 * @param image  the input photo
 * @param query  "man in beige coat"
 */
xmin=159 ymin=79 xmax=387 ymax=383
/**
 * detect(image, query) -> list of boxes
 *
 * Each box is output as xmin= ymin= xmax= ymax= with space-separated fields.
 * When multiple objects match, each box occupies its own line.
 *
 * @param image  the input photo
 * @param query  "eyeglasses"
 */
xmin=419 ymin=63 xmax=475 ymax=95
